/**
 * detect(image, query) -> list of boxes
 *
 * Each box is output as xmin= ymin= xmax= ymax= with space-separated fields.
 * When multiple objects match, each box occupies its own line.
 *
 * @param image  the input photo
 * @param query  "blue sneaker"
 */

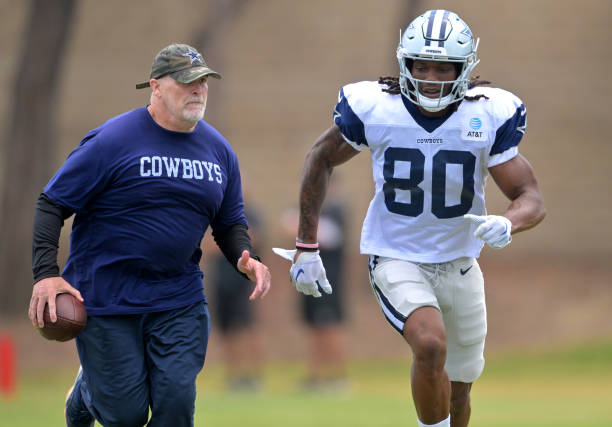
xmin=65 ymin=367 xmax=95 ymax=427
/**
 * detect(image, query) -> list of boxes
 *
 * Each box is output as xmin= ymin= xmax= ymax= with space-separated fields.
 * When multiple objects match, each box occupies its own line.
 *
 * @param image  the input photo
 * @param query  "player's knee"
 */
xmin=410 ymin=332 xmax=447 ymax=370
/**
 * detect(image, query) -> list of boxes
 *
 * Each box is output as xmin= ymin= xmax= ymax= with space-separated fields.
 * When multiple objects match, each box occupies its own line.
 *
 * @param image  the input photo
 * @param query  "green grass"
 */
xmin=1 ymin=340 xmax=611 ymax=426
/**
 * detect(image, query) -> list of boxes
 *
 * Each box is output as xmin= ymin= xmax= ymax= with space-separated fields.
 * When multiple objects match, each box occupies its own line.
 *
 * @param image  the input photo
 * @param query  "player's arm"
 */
xmin=272 ymin=124 xmax=358 ymax=297
xmin=488 ymin=154 xmax=546 ymax=234
xmin=298 ymin=124 xmax=359 ymax=244
xmin=30 ymin=193 xmax=83 ymax=327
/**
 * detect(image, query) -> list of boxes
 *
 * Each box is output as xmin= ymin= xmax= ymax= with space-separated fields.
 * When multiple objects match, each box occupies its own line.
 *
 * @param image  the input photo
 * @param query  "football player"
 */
xmin=275 ymin=9 xmax=545 ymax=427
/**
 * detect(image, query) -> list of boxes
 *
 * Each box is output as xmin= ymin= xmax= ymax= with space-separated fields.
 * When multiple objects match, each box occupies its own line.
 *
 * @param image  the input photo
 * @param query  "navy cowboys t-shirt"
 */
xmin=45 ymin=106 xmax=246 ymax=315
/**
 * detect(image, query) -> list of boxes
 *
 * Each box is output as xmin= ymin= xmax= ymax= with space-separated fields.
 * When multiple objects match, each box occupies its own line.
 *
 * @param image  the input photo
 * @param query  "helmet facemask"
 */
xmin=396 ymin=10 xmax=480 ymax=112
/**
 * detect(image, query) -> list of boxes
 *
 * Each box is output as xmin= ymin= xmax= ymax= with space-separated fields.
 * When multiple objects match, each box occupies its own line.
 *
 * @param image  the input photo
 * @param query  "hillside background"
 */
xmin=0 ymin=0 xmax=610 ymax=371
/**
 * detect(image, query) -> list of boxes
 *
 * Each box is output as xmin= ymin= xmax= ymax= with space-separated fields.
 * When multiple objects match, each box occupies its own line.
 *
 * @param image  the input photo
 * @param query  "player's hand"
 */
xmin=236 ymin=250 xmax=271 ymax=300
xmin=464 ymin=214 xmax=512 ymax=249
xmin=272 ymin=248 xmax=332 ymax=297
xmin=28 ymin=276 xmax=83 ymax=328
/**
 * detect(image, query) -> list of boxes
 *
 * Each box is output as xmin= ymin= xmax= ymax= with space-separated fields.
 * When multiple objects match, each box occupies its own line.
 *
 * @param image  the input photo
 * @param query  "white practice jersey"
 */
xmin=333 ymin=81 xmax=526 ymax=263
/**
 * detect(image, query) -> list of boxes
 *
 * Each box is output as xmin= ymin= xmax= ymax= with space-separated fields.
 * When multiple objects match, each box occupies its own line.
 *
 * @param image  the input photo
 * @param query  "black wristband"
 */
xmin=295 ymin=246 xmax=319 ymax=252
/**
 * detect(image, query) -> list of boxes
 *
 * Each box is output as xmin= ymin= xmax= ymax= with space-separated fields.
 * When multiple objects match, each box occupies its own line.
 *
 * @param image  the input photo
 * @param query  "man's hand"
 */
xmin=28 ymin=277 xmax=83 ymax=328
xmin=237 ymin=250 xmax=271 ymax=300
xmin=272 ymin=248 xmax=332 ymax=297
xmin=464 ymin=214 xmax=512 ymax=249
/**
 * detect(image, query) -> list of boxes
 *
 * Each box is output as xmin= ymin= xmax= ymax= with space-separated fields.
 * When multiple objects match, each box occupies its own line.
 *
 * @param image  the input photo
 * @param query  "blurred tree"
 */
xmin=191 ymin=0 xmax=246 ymax=51
xmin=0 ymin=0 xmax=76 ymax=314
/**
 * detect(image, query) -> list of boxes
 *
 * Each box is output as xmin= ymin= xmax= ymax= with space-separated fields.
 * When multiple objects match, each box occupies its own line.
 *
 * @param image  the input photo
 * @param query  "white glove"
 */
xmin=464 ymin=214 xmax=512 ymax=249
xmin=272 ymin=248 xmax=332 ymax=297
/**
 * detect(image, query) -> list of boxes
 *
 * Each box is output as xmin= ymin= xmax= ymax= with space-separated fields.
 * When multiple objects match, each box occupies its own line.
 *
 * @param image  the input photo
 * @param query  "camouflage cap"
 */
xmin=136 ymin=43 xmax=221 ymax=89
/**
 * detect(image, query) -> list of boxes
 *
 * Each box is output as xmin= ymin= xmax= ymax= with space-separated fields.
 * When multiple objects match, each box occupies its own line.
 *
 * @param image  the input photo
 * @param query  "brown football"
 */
xmin=36 ymin=293 xmax=87 ymax=342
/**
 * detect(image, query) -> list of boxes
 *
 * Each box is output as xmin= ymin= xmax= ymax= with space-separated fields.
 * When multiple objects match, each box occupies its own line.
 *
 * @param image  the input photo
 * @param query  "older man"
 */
xmin=29 ymin=43 xmax=270 ymax=427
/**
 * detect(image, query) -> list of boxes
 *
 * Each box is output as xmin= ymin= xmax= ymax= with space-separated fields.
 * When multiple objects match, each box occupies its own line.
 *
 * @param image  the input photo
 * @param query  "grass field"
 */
xmin=1 ymin=340 xmax=611 ymax=426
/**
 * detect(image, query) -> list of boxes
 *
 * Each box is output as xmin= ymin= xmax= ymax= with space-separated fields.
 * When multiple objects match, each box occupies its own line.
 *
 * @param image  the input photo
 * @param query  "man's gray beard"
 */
xmin=183 ymin=106 xmax=205 ymax=123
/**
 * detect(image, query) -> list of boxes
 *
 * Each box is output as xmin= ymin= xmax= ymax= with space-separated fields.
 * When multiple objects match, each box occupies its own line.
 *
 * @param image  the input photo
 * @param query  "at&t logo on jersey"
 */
xmin=463 ymin=116 xmax=486 ymax=141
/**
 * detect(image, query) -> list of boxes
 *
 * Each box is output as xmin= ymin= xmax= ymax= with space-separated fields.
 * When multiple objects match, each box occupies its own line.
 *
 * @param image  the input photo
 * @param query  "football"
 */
xmin=36 ymin=293 xmax=87 ymax=342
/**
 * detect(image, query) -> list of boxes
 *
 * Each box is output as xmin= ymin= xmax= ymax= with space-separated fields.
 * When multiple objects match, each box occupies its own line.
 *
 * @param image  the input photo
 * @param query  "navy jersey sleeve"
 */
xmin=44 ymin=131 xmax=112 ymax=213
xmin=333 ymin=88 xmax=368 ymax=149
xmin=210 ymin=150 xmax=247 ymax=232
xmin=490 ymin=103 xmax=526 ymax=156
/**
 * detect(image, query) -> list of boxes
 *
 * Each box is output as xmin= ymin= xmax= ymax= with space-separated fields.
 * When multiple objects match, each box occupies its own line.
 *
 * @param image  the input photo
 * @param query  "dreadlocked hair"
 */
xmin=378 ymin=76 xmax=492 ymax=101
xmin=465 ymin=77 xmax=492 ymax=101
xmin=379 ymin=76 xmax=402 ymax=95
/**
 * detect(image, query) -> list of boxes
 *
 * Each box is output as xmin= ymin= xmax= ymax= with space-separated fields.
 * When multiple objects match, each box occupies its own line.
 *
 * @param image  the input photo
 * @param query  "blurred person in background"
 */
xmin=275 ymin=10 xmax=545 ymax=427
xmin=280 ymin=177 xmax=348 ymax=391
xmin=206 ymin=204 xmax=265 ymax=392
xmin=29 ymin=43 xmax=270 ymax=427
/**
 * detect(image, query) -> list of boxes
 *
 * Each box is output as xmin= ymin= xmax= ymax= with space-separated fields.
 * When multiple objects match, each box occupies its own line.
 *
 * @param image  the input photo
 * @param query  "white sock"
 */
xmin=417 ymin=415 xmax=450 ymax=427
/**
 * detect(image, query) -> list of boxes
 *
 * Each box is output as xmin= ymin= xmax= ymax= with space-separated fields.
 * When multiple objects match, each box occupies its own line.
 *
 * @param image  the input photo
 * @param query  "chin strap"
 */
xmin=418 ymin=93 xmax=453 ymax=112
